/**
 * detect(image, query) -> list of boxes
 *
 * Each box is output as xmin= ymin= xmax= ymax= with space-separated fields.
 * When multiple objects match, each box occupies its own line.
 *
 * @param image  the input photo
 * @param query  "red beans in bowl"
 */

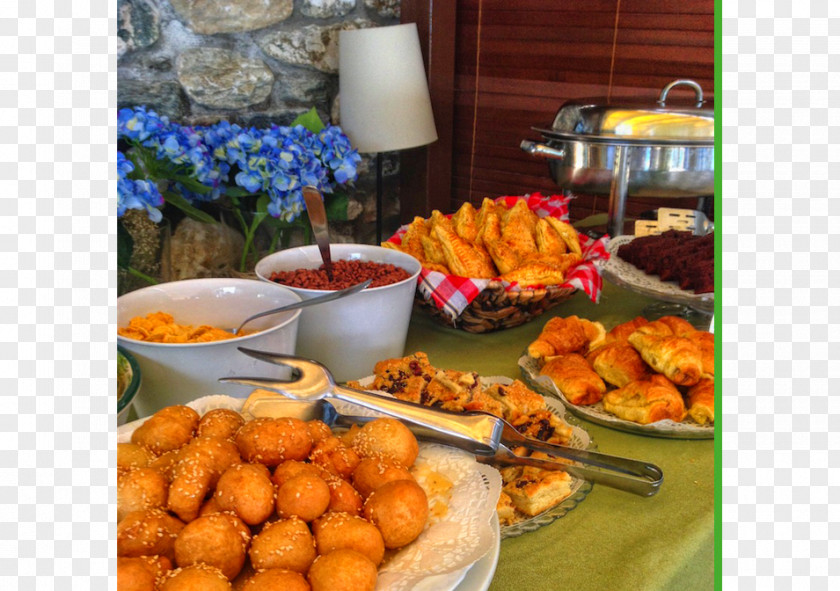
xmin=268 ymin=260 xmax=411 ymax=290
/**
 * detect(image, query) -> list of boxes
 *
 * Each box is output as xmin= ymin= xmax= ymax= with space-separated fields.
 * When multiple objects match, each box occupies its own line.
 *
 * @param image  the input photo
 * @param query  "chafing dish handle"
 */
xmin=520 ymin=139 xmax=565 ymax=160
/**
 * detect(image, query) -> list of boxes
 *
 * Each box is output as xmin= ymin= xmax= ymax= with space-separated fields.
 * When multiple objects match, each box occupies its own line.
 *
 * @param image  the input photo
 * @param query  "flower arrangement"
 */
xmin=117 ymin=105 xmax=361 ymax=281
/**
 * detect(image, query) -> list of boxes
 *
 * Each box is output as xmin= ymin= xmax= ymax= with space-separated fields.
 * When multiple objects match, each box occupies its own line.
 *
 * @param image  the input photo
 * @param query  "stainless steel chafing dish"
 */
xmin=521 ymin=79 xmax=714 ymax=237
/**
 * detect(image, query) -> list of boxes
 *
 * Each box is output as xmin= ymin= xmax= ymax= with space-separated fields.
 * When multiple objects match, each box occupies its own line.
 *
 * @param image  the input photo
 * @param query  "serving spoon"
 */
xmin=229 ymin=278 xmax=371 ymax=335
xmin=302 ymin=185 xmax=334 ymax=281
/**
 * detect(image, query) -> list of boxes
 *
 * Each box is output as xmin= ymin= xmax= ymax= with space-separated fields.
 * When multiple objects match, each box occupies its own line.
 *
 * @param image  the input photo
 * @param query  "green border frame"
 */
xmin=714 ymin=0 xmax=722 ymax=588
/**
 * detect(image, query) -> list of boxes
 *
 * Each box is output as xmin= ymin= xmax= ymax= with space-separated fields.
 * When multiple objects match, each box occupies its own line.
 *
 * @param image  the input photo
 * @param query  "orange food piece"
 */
xmin=118 ymin=312 xmax=239 ymax=343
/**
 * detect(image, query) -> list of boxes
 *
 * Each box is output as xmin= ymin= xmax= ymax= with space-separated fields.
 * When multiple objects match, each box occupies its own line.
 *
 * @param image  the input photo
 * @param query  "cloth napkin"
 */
xmin=385 ymin=193 xmax=611 ymax=322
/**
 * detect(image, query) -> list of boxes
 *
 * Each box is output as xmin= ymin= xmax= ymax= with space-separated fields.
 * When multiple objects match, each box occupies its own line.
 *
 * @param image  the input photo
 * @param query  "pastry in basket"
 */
xmin=602 ymin=375 xmax=687 ymax=424
xmin=432 ymin=219 xmax=496 ymax=278
xmin=686 ymin=377 xmax=715 ymax=425
xmin=586 ymin=342 xmax=653 ymax=388
xmin=527 ymin=315 xmax=606 ymax=362
xmin=539 ymin=353 xmax=607 ymax=406
xmin=450 ymin=201 xmax=479 ymax=243
xmin=627 ymin=330 xmax=703 ymax=386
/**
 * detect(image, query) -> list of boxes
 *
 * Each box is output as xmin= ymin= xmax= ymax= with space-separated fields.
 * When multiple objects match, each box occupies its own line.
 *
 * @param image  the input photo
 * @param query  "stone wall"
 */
xmin=117 ymin=0 xmax=402 ymax=245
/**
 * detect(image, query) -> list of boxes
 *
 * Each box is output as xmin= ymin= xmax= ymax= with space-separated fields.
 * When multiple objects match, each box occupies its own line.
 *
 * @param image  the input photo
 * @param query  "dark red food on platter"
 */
xmin=269 ymin=260 xmax=412 ymax=290
xmin=616 ymin=230 xmax=714 ymax=294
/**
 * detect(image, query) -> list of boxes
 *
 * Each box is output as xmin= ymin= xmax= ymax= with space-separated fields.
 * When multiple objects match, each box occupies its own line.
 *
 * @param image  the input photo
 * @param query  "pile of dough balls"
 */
xmin=117 ymin=406 xmax=430 ymax=591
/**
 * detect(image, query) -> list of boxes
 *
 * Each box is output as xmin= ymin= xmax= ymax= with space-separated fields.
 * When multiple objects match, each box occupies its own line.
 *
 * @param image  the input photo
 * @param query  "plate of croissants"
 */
xmin=519 ymin=314 xmax=715 ymax=439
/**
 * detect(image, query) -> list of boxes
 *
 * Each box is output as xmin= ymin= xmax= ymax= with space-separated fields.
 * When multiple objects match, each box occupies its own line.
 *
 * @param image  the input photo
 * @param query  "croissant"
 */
xmin=539 ymin=353 xmax=606 ymax=406
xmin=656 ymin=315 xmax=697 ymax=336
xmin=527 ymin=316 xmax=589 ymax=361
xmin=627 ymin=331 xmax=703 ymax=386
xmin=686 ymin=377 xmax=714 ymax=425
xmin=602 ymin=375 xmax=687 ymax=424
xmin=685 ymin=330 xmax=715 ymax=377
xmin=632 ymin=320 xmax=675 ymax=337
xmin=586 ymin=342 xmax=652 ymax=388
xmin=604 ymin=316 xmax=649 ymax=343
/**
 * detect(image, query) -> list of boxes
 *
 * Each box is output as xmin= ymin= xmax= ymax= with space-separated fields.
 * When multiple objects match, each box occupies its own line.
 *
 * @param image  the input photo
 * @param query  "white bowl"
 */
xmin=255 ymin=244 xmax=422 ymax=382
xmin=117 ymin=278 xmax=302 ymax=417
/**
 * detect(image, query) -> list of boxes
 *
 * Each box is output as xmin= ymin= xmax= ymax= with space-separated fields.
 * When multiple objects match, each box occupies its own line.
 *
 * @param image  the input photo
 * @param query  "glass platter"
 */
xmin=352 ymin=375 xmax=594 ymax=540
xmin=519 ymin=354 xmax=714 ymax=440
xmin=602 ymin=235 xmax=714 ymax=314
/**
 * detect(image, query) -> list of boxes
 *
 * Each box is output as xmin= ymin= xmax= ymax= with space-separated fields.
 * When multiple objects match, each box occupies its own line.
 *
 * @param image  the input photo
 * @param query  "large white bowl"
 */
xmin=117 ymin=278 xmax=302 ymax=417
xmin=255 ymin=244 xmax=422 ymax=382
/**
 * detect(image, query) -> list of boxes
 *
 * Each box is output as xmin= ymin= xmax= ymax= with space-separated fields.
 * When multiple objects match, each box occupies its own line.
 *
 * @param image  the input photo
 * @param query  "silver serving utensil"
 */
xmin=221 ymin=351 xmax=664 ymax=496
xmin=302 ymin=185 xmax=334 ymax=281
xmin=229 ymin=279 xmax=371 ymax=335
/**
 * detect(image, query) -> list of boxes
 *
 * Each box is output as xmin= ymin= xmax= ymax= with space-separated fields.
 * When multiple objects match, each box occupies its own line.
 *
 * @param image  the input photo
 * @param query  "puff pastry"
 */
xmin=483 ymin=380 xmax=547 ymax=421
xmin=450 ymin=201 xmax=479 ymax=243
xmin=527 ymin=316 xmax=589 ymax=361
xmin=602 ymin=375 xmax=687 ymax=424
xmin=586 ymin=342 xmax=652 ymax=388
xmin=502 ymin=468 xmax=572 ymax=517
xmin=539 ymin=353 xmax=606 ymax=406
xmin=686 ymin=377 xmax=715 ymax=425
xmin=432 ymin=222 xmax=496 ymax=279
xmin=544 ymin=217 xmax=582 ymax=256
xmin=627 ymin=331 xmax=703 ymax=386
xmin=535 ymin=217 xmax=568 ymax=257
xmin=656 ymin=315 xmax=697 ymax=336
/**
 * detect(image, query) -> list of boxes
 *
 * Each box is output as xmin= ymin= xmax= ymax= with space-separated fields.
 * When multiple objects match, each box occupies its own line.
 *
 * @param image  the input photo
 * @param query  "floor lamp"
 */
xmin=339 ymin=23 xmax=438 ymax=243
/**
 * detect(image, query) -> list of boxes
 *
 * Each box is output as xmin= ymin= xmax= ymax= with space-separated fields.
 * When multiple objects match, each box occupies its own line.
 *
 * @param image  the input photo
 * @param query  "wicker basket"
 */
xmin=415 ymin=281 xmax=577 ymax=333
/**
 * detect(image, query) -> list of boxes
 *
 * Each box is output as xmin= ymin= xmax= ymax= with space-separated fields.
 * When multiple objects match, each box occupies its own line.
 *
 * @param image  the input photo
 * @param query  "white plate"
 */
xmin=519 ymin=354 xmax=714 ymax=440
xmin=602 ymin=235 xmax=714 ymax=313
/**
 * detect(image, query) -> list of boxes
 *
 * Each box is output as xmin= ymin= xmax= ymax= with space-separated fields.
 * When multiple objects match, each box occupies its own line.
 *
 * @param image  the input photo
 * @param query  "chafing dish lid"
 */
xmin=535 ymin=79 xmax=714 ymax=145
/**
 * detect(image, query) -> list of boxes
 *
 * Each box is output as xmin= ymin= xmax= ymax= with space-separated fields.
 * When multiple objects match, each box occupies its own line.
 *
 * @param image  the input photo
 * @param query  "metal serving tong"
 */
xmin=221 ymin=349 xmax=664 ymax=497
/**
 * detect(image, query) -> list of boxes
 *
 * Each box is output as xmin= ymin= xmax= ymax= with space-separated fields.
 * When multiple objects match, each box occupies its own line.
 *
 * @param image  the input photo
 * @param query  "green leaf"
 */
xmin=223 ymin=186 xmax=255 ymax=198
xmin=117 ymin=221 xmax=134 ymax=270
xmin=292 ymin=107 xmax=325 ymax=134
xmin=324 ymin=192 xmax=349 ymax=221
xmin=163 ymin=191 xmax=217 ymax=224
xmin=171 ymin=174 xmax=213 ymax=194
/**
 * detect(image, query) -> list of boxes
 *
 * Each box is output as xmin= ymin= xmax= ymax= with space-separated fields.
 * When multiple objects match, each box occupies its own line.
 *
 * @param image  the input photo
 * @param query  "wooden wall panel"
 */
xmin=447 ymin=0 xmax=715 ymax=233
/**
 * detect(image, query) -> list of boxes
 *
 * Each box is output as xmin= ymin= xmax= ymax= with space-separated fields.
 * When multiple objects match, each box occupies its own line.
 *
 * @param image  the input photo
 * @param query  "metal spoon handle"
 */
xmin=234 ymin=279 xmax=371 ymax=334
xmin=302 ymin=185 xmax=334 ymax=281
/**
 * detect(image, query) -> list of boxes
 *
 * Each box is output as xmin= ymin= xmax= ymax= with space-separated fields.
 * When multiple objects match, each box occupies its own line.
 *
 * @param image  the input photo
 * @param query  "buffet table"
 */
xmin=404 ymin=282 xmax=715 ymax=591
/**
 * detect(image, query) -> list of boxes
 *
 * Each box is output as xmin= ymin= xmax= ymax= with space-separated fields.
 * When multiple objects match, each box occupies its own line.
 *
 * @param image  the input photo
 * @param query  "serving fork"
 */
xmin=220 ymin=349 xmax=664 ymax=496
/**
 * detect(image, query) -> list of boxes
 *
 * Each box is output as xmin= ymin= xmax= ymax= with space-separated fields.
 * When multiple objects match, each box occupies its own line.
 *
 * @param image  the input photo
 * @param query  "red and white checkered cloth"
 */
xmin=386 ymin=193 xmax=611 ymax=322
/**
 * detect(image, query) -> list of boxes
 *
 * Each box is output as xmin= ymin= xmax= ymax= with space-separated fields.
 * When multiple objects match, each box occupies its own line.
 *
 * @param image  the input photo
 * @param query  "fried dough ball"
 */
xmin=324 ymin=475 xmax=363 ymax=515
xmin=117 ymin=467 xmax=169 ymax=522
xmin=249 ymin=517 xmax=316 ymax=573
xmin=236 ymin=418 xmax=313 ymax=468
xmin=352 ymin=456 xmax=415 ymax=500
xmin=351 ymin=418 xmax=419 ymax=468
xmin=168 ymin=437 xmax=241 ymax=522
xmin=240 ymin=568 xmax=311 ymax=591
xmin=363 ymin=479 xmax=429 ymax=549
xmin=214 ymin=463 xmax=275 ymax=525
xmin=117 ymin=443 xmax=155 ymax=473
xmin=276 ymin=473 xmax=330 ymax=522
xmin=173 ymin=513 xmax=250 ymax=580
xmin=159 ymin=564 xmax=232 ymax=591
xmin=197 ymin=408 xmax=245 ymax=440
xmin=308 ymin=436 xmax=360 ymax=479
xmin=312 ymin=512 xmax=385 ymax=566
xmin=306 ymin=420 xmax=333 ymax=444
xmin=271 ymin=460 xmax=326 ymax=488
xmin=117 ymin=555 xmax=172 ymax=591
xmin=148 ymin=448 xmax=182 ymax=483
xmin=198 ymin=495 xmax=223 ymax=517
xmin=306 ymin=549 xmax=377 ymax=591
xmin=131 ymin=405 xmax=199 ymax=455
xmin=116 ymin=508 xmax=185 ymax=561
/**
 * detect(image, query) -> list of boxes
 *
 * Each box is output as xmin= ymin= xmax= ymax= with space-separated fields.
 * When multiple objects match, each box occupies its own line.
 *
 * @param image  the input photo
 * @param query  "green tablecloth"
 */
xmin=403 ymin=283 xmax=715 ymax=591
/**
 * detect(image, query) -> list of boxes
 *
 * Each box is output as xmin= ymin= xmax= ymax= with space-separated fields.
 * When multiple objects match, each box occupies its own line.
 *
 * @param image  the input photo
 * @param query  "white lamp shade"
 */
xmin=339 ymin=24 xmax=438 ymax=154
